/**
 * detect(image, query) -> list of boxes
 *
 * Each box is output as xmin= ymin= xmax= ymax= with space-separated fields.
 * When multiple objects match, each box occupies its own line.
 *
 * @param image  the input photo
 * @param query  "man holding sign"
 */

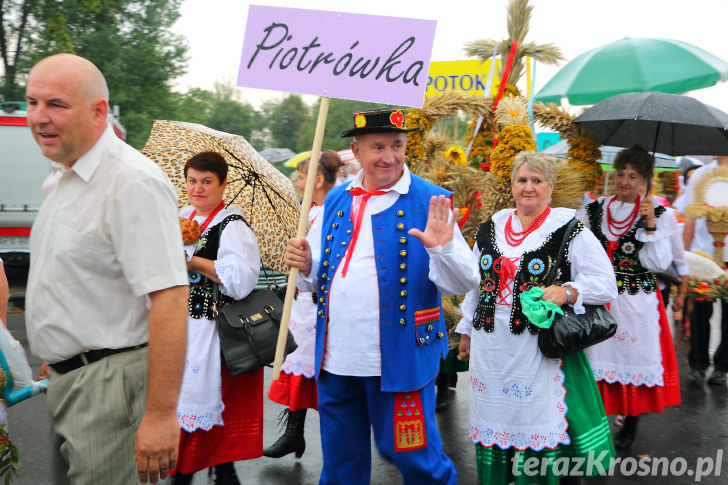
xmin=284 ymin=108 xmax=478 ymax=484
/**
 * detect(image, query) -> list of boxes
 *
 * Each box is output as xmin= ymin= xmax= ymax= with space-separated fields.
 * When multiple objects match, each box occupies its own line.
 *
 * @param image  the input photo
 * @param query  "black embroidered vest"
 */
xmin=586 ymin=200 xmax=665 ymax=295
xmin=473 ymin=217 xmax=582 ymax=335
xmin=188 ymin=214 xmax=246 ymax=319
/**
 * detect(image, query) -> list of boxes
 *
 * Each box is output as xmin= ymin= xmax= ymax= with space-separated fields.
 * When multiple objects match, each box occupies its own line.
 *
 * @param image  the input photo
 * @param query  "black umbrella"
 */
xmin=542 ymin=140 xmax=677 ymax=168
xmin=571 ymin=92 xmax=728 ymax=156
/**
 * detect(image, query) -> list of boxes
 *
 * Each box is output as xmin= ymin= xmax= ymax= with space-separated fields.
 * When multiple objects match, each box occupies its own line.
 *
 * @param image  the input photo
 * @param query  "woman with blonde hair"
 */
xmin=457 ymin=151 xmax=617 ymax=485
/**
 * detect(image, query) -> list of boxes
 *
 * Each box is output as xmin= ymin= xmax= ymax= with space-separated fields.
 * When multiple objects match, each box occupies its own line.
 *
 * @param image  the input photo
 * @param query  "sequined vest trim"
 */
xmin=188 ymin=214 xmax=246 ymax=319
xmin=473 ymin=217 xmax=582 ymax=335
xmin=586 ymin=200 xmax=665 ymax=295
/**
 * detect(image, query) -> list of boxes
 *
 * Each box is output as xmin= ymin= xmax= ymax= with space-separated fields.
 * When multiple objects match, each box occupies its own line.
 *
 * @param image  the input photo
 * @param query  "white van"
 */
xmin=0 ymin=100 xmax=126 ymax=285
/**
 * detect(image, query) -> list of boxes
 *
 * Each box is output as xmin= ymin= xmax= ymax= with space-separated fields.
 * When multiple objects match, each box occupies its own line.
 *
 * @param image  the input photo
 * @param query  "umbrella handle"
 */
xmin=272 ymin=97 xmax=331 ymax=381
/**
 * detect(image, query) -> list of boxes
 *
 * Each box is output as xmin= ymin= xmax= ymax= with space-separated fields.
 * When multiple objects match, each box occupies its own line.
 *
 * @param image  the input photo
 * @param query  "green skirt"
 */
xmin=475 ymin=351 xmax=615 ymax=484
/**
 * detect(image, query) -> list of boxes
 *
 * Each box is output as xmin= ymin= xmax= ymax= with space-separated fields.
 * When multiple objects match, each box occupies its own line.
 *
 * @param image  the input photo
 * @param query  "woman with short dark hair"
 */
xmin=173 ymin=151 xmax=263 ymax=485
xmin=580 ymin=145 xmax=681 ymax=450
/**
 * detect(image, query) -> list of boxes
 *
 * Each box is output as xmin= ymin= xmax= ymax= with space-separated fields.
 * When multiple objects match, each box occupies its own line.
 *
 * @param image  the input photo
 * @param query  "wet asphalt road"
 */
xmin=6 ymin=302 xmax=728 ymax=484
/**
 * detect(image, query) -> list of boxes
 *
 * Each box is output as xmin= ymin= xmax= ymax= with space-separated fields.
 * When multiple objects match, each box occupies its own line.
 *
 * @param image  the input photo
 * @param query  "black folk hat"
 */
xmin=339 ymin=108 xmax=420 ymax=138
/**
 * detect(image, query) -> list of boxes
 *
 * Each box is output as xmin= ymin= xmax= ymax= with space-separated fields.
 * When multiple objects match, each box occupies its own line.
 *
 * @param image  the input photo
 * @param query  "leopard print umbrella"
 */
xmin=142 ymin=120 xmax=299 ymax=274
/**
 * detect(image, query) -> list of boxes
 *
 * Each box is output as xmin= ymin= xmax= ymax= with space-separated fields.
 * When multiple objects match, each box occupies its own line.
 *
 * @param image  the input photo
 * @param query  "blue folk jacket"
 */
xmin=314 ymin=174 xmax=451 ymax=392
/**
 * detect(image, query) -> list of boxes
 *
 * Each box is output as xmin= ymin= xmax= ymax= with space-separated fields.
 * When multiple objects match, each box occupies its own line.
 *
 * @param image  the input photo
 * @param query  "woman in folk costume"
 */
xmin=173 ymin=151 xmax=262 ymax=485
xmin=579 ymin=145 xmax=681 ymax=449
xmin=457 ymin=151 xmax=617 ymax=485
xmin=264 ymin=151 xmax=342 ymax=458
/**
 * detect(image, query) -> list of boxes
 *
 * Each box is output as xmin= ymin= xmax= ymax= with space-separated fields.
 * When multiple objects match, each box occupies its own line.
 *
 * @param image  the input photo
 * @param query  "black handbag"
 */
xmin=538 ymin=303 xmax=618 ymax=358
xmin=214 ymin=268 xmax=298 ymax=376
xmin=537 ymin=219 xmax=618 ymax=358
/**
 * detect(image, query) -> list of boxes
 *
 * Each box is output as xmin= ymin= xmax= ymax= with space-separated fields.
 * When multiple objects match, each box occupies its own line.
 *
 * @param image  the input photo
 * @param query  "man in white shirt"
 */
xmin=676 ymin=156 xmax=728 ymax=386
xmin=285 ymin=108 xmax=479 ymax=485
xmin=24 ymin=53 xmax=189 ymax=484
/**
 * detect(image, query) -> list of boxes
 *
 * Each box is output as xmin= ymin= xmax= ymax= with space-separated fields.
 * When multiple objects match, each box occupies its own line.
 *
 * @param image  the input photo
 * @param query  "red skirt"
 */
xmin=174 ymin=364 xmax=264 ymax=474
xmin=267 ymin=371 xmax=318 ymax=411
xmin=598 ymin=290 xmax=681 ymax=416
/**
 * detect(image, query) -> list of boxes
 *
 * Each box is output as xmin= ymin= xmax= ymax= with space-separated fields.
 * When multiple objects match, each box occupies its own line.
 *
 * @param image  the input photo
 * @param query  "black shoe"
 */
xmin=448 ymin=372 xmax=458 ymax=389
xmin=614 ymin=415 xmax=639 ymax=449
xmin=708 ymin=370 xmax=727 ymax=386
xmin=263 ymin=409 xmax=307 ymax=458
xmin=213 ymin=462 xmax=240 ymax=485
xmin=172 ymin=473 xmax=193 ymax=485
xmin=688 ymin=369 xmax=706 ymax=385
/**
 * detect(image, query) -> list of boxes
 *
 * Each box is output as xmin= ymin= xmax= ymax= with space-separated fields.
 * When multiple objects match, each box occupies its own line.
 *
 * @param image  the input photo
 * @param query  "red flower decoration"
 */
xmin=618 ymin=259 xmax=633 ymax=269
xmin=483 ymin=278 xmax=496 ymax=292
xmin=390 ymin=110 xmax=404 ymax=128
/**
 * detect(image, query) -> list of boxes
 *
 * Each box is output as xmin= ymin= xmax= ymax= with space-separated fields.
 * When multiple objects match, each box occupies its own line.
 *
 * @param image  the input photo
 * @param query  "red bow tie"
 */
xmin=340 ymin=187 xmax=387 ymax=277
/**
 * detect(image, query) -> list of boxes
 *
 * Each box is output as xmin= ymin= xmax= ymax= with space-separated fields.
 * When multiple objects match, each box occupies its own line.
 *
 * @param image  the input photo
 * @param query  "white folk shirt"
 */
xmin=657 ymin=207 xmax=690 ymax=290
xmin=177 ymin=205 xmax=260 ymax=432
xmin=676 ymin=160 xmax=728 ymax=261
xmin=26 ymin=125 xmax=188 ymax=363
xmin=299 ymin=166 xmax=479 ymax=377
xmin=280 ymin=204 xmax=324 ymax=378
xmin=578 ymin=197 xmax=672 ymax=387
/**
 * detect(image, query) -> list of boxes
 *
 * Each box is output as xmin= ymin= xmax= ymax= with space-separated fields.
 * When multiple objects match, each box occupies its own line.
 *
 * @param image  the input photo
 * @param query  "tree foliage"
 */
xmin=0 ymin=0 xmax=437 ymax=160
xmin=260 ymin=94 xmax=312 ymax=153
xmin=294 ymin=98 xmax=390 ymax=153
xmin=1 ymin=0 xmax=189 ymax=148
xmin=0 ymin=0 xmax=42 ymax=99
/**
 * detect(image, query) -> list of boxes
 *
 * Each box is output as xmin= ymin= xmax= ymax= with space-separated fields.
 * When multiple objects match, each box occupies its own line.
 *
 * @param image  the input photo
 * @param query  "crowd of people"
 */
xmin=6 ymin=52 xmax=727 ymax=485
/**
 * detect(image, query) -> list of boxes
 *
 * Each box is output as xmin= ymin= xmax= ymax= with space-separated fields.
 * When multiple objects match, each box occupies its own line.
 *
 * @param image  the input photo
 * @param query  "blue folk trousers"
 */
xmin=317 ymin=370 xmax=457 ymax=485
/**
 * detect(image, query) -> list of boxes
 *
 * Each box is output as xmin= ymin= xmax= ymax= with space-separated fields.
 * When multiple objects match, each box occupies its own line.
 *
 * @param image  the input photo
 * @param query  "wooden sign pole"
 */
xmin=272 ymin=97 xmax=330 ymax=380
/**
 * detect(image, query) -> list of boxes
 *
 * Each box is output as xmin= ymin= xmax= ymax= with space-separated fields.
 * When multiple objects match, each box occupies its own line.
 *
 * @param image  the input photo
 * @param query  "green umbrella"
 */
xmin=536 ymin=37 xmax=728 ymax=106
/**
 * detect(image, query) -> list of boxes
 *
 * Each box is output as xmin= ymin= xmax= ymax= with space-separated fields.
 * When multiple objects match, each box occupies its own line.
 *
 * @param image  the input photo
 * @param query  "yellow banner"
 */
xmin=425 ymin=59 xmax=501 ymax=98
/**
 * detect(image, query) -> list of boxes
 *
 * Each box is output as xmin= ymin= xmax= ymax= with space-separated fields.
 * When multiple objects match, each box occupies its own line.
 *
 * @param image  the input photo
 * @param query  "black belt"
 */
xmin=50 ymin=344 xmax=148 ymax=375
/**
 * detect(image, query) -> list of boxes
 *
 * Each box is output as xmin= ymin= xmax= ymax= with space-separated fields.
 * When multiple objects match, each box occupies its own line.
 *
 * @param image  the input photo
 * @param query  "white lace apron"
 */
xmin=469 ymin=306 xmax=568 ymax=450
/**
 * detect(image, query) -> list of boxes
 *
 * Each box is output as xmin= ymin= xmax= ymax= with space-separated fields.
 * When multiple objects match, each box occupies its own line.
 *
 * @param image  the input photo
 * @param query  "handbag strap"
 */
xmin=212 ymin=283 xmax=220 ymax=318
xmin=545 ymin=218 xmax=579 ymax=287
xmin=260 ymin=265 xmax=280 ymax=292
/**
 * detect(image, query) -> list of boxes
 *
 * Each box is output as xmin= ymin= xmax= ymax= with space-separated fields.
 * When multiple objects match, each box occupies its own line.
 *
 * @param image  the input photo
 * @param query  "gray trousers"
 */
xmin=47 ymin=347 xmax=149 ymax=485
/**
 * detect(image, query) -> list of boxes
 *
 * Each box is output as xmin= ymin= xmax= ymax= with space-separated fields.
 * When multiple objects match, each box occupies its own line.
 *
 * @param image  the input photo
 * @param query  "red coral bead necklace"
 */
xmin=189 ymin=200 xmax=226 ymax=234
xmin=505 ymin=206 xmax=551 ymax=246
xmin=606 ymin=195 xmax=640 ymax=237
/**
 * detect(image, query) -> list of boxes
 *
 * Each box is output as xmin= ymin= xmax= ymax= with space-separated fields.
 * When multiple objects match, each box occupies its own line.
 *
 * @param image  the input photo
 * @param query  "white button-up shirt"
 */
xmin=26 ymin=126 xmax=188 ymax=363
xmin=299 ymin=166 xmax=479 ymax=376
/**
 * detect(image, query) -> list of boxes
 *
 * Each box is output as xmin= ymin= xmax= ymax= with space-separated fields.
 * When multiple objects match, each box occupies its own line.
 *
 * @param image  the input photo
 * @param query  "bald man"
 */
xmin=25 ymin=54 xmax=189 ymax=485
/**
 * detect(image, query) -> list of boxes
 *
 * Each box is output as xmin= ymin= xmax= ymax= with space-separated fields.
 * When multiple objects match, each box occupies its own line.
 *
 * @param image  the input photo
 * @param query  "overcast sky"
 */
xmin=172 ymin=0 xmax=728 ymax=116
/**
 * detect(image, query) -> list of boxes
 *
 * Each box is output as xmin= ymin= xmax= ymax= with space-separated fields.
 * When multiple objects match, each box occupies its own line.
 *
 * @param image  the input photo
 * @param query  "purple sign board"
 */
xmin=237 ymin=6 xmax=436 ymax=108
